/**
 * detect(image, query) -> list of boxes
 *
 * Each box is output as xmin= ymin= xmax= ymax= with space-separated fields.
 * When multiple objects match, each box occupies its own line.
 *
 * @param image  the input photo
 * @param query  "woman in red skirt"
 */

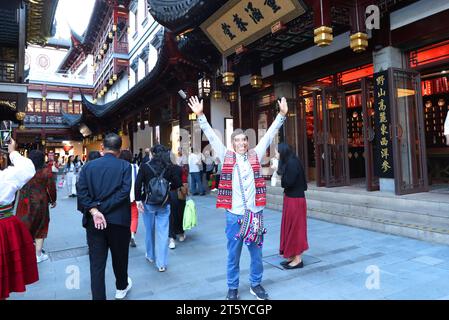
xmin=16 ymin=150 xmax=57 ymax=263
xmin=277 ymin=143 xmax=308 ymax=269
xmin=0 ymin=139 xmax=38 ymax=299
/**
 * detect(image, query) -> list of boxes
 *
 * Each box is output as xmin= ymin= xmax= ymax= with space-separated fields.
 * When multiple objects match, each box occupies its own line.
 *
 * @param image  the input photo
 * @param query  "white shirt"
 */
xmin=130 ymin=163 xmax=139 ymax=202
xmin=176 ymin=154 xmax=188 ymax=166
xmin=0 ymin=151 xmax=36 ymax=206
xmin=198 ymin=113 xmax=285 ymax=215
xmin=444 ymin=112 xmax=449 ymax=136
xmin=188 ymin=153 xmax=203 ymax=173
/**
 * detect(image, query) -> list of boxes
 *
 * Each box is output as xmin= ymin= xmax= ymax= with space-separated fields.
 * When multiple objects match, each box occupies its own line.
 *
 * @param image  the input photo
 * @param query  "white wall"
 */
xmin=133 ymin=123 xmax=153 ymax=154
xmin=210 ymin=98 xmax=232 ymax=145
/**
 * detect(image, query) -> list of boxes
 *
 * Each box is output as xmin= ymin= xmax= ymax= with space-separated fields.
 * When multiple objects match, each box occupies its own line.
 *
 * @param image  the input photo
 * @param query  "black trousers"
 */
xmin=169 ymin=190 xmax=186 ymax=239
xmin=86 ymin=219 xmax=131 ymax=300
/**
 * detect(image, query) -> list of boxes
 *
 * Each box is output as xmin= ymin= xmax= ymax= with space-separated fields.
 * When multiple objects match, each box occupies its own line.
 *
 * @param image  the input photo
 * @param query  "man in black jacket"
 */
xmin=77 ymin=133 xmax=132 ymax=300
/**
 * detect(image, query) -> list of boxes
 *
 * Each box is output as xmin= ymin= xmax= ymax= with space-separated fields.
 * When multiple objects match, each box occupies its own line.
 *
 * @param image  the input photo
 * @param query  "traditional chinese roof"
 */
xmin=57 ymin=29 xmax=88 ymax=73
xmin=64 ymin=30 xmax=202 ymax=132
xmin=147 ymin=0 xmax=229 ymax=34
xmin=61 ymin=112 xmax=82 ymax=126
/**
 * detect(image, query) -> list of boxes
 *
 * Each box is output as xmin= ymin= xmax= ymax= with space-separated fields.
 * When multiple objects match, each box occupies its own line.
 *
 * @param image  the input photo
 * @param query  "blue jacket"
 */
xmin=77 ymin=153 xmax=131 ymax=228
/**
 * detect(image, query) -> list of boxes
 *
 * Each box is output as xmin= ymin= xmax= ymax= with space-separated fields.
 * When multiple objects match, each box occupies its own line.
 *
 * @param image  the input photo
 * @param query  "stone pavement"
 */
xmin=9 ymin=186 xmax=449 ymax=300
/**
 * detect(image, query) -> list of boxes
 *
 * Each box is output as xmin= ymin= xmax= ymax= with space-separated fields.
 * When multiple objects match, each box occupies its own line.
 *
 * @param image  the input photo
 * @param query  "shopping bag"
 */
xmin=183 ymin=199 xmax=197 ymax=230
xmin=58 ymin=179 xmax=66 ymax=189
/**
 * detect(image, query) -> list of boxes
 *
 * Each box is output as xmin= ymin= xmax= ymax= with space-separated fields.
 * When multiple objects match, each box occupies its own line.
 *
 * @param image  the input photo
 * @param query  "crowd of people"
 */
xmin=0 ymin=95 xmax=310 ymax=301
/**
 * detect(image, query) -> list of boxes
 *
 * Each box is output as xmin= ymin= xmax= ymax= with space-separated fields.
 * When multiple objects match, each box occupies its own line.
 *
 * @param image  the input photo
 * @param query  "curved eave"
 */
xmin=80 ymin=30 xmax=175 ymax=119
xmin=83 ymin=1 xmax=109 ymax=52
xmin=148 ymin=0 xmax=228 ymax=34
xmin=61 ymin=111 xmax=82 ymax=126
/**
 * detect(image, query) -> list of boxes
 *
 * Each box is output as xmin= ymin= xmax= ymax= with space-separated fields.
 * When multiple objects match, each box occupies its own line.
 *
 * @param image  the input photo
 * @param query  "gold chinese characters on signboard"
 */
xmin=0 ymin=100 xmax=17 ymax=110
xmin=375 ymin=73 xmax=392 ymax=174
xmin=200 ymin=0 xmax=306 ymax=57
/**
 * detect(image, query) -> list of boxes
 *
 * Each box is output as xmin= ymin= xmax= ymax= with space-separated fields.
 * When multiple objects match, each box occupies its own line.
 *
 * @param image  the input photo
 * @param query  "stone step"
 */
xmin=267 ymin=185 xmax=449 ymax=219
xmin=266 ymin=185 xmax=449 ymax=245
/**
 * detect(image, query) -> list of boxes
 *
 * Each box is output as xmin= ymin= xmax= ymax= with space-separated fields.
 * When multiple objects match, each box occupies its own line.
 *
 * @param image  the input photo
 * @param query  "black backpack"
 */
xmin=145 ymin=163 xmax=170 ymax=206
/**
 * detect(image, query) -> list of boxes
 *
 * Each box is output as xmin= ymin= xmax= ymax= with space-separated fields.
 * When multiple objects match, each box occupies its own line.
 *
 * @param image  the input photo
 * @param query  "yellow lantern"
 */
xmin=109 ymin=78 xmax=113 ymax=85
xmin=228 ymin=91 xmax=237 ymax=102
xmin=222 ymin=72 xmax=235 ymax=86
xmin=314 ymin=26 xmax=333 ymax=47
xmin=113 ymin=74 xmax=117 ymax=81
xmin=16 ymin=112 xmax=26 ymax=121
xmin=212 ymin=91 xmax=222 ymax=100
xmin=250 ymin=75 xmax=262 ymax=89
xmin=350 ymin=32 xmax=369 ymax=53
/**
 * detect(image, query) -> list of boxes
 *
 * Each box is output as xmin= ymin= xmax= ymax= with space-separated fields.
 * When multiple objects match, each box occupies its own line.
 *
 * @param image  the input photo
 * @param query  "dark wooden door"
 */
xmin=322 ymin=87 xmax=350 ymax=187
xmin=389 ymin=68 xmax=429 ymax=195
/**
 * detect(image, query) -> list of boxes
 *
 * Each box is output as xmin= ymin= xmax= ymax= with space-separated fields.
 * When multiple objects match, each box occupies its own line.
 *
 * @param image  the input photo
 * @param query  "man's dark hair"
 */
xmin=29 ymin=150 xmax=45 ymax=170
xmin=103 ymin=133 xmax=122 ymax=152
xmin=87 ymin=151 xmax=102 ymax=162
xmin=119 ymin=150 xmax=133 ymax=163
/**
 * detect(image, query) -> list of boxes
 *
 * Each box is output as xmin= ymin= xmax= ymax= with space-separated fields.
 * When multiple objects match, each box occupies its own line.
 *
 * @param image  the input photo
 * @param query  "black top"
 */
xmin=77 ymin=153 xmax=132 ymax=228
xmin=135 ymin=159 xmax=182 ymax=202
xmin=281 ymin=157 xmax=308 ymax=198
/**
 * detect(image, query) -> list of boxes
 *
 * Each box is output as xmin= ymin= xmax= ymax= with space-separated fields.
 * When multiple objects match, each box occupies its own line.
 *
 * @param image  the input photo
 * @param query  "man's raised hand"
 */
xmin=188 ymin=96 xmax=204 ymax=116
xmin=278 ymin=97 xmax=288 ymax=116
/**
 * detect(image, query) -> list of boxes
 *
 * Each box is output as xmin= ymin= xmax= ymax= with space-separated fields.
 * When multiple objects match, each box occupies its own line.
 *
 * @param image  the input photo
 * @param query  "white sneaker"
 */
xmin=178 ymin=234 xmax=186 ymax=242
xmin=36 ymin=253 xmax=49 ymax=263
xmin=115 ymin=277 xmax=132 ymax=300
xmin=169 ymin=238 xmax=176 ymax=249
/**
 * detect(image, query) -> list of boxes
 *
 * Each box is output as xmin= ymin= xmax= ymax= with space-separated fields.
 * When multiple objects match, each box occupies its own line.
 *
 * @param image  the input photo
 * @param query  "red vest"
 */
xmin=216 ymin=149 xmax=266 ymax=209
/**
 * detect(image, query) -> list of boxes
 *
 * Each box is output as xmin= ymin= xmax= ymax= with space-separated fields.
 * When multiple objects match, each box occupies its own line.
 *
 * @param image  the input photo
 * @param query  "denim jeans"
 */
xmin=142 ymin=203 xmax=170 ymax=269
xmin=190 ymin=172 xmax=205 ymax=194
xmin=225 ymin=210 xmax=263 ymax=289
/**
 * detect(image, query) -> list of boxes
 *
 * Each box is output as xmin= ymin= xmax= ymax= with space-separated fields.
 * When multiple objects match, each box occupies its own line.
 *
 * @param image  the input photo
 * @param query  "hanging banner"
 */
xmin=373 ymin=70 xmax=394 ymax=178
xmin=200 ymin=0 xmax=306 ymax=57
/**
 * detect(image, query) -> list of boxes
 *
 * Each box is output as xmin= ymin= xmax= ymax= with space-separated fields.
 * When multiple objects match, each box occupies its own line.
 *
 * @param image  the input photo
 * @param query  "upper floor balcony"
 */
xmin=28 ymin=71 xmax=92 ymax=87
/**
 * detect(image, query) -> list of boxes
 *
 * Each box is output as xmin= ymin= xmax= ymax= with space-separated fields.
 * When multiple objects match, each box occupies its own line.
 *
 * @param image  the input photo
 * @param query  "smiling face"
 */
xmin=232 ymin=133 xmax=248 ymax=155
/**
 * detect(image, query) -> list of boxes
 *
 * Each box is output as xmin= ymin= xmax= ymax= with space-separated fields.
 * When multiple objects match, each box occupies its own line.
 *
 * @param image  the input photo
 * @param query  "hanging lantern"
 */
xmin=103 ymin=86 xmax=107 ymax=92
xmin=93 ymin=99 xmax=97 ymax=104
xmin=188 ymin=113 xmax=197 ymax=120
xmin=350 ymin=32 xmax=368 ymax=52
xmin=222 ymin=72 xmax=235 ymax=86
xmin=100 ymin=49 xmax=104 ymax=55
xmin=112 ymin=24 xmax=117 ymax=32
xmin=314 ymin=26 xmax=333 ymax=47
xmin=198 ymin=74 xmax=211 ymax=98
xmin=113 ymin=74 xmax=117 ymax=81
xmin=118 ymin=130 xmax=124 ymax=136
xmin=250 ymin=75 xmax=263 ymax=89
xmin=212 ymin=90 xmax=222 ymax=100
xmin=18 ymin=124 xmax=25 ymax=131
xmin=103 ymin=43 xmax=108 ymax=50
xmin=228 ymin=91 xmax=237 ymax=102
xmin=109 ymin=78 xmax=113 ymax=85
xmin=16 ymin=112 xmax=26 ymax=121
xmin=42 ymin=96 xmax=46 ymax=102
xmin=108 ymin=32 xmax=113 ymax=39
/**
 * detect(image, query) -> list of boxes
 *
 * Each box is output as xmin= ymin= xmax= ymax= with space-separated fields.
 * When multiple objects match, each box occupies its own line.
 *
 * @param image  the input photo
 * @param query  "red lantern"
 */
xmin=63 ymin=145 xmax=73 ymax=154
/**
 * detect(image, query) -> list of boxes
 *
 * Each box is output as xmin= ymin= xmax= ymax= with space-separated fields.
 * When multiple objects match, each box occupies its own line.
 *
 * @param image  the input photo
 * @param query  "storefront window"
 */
xmin=34 ymin=99 xmax=41 ymax=112
xmin=27 ymin=99 xmax=34 ymax=112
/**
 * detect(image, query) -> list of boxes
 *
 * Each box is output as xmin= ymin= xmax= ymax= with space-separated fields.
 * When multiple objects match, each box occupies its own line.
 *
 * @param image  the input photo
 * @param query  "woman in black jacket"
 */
xmin=277 ymin=143 xmax=309 ymax=269
xmin=135 ymin=144 xmax=181 ymax=272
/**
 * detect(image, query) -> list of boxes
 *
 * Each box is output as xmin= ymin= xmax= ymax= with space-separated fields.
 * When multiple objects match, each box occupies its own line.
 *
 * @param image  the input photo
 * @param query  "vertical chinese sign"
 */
xmin=373 ymin=71 xmax=394 ymax=178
